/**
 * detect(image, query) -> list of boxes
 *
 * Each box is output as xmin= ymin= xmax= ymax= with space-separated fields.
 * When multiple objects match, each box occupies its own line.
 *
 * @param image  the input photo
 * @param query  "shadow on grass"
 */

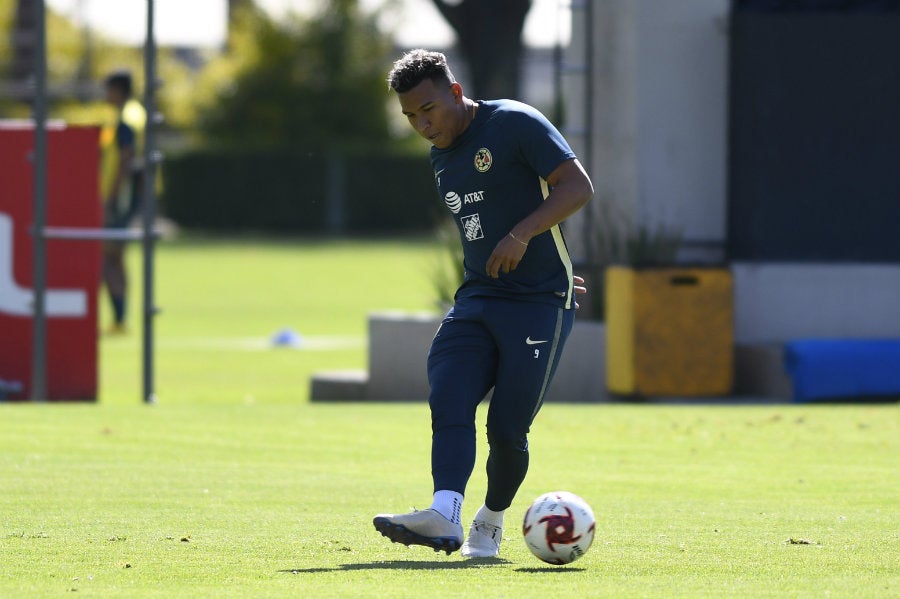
xmin=515 ymin=566 xmax=586 ymax=573
xmin=280 ymin=557 xmax=510 ymax=573
xmin=280 ymin=559 xmax=587 ymax=574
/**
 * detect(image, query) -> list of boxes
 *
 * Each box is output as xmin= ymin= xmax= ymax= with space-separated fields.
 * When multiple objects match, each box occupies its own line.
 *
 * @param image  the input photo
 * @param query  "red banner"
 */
xmin=0 ymin=122 xmax=101 ymax=400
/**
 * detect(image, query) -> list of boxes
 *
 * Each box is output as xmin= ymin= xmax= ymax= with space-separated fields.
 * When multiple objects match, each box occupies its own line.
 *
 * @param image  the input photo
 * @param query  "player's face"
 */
xmin=105 ymin=86 xmax=123 ymax=106
xmin=398 ymin=79 xmax=466 ymax=149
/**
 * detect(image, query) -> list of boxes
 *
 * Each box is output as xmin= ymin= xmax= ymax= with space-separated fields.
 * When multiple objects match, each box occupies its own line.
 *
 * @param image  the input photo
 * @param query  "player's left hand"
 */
xmin=574 ymin=275 xmax=586 ymax=309
xmin=486 ymin=233 xmax=529 ymax=278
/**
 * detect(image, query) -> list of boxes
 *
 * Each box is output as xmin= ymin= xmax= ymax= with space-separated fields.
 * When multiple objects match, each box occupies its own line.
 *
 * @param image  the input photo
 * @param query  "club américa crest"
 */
xmin=474 ymin=148 xmax=493 ymax=173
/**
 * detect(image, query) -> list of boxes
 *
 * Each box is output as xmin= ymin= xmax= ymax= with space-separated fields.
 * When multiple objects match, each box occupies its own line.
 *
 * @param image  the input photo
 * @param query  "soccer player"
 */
xmin=374 ymin=50 xmax=594 ymax=558
xmin=100 ymin=70 xmax=145 ymax=334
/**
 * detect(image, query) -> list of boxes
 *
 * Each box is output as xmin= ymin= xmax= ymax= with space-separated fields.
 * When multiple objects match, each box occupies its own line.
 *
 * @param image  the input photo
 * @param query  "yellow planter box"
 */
xmin=605 ymin=266 xmax=734 ymax=397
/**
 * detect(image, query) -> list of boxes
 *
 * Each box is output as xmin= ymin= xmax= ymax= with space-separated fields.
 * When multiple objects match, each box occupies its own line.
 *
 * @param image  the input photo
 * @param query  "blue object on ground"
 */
xmin=271 ymin=328 xmax=303 ymax=348
xmin=784 ymin=338 xmax=900 ymax=402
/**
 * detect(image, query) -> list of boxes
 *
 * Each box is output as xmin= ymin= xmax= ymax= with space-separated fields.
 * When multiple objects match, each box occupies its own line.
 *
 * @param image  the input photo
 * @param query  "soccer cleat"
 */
xmin=461 ymin=520 xmax=502 ymax=558
xmin=104 ymin=323 xmax=129 ymax=336
xmin=373 ymin=509 xmax=463 ymax=555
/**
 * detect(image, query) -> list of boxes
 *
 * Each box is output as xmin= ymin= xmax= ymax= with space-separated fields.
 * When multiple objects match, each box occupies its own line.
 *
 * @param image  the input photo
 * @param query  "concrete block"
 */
xmin=364 ymin=311 xmax=610 ymax=402
xmin=310 ymin=369 xmax=368 ymax=402
xmin=366 ymin=311 xmax=439 ymax=400
xmin=545 ymin=318 xmax=608 ymax=402
xmin=734 ymin=344 xmax=792 ymax=400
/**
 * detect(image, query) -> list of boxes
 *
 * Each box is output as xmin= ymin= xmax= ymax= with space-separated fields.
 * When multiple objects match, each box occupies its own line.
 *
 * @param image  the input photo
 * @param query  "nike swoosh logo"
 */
xmin=525 ymin=337 xmax=548 ymax=345
xmin=434 ymin=169 xmax=446 ymax=179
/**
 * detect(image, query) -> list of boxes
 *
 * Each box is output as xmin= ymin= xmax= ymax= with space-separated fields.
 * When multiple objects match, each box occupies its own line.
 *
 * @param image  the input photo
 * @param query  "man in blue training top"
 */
xmin=374 ymin=49 xmax=594 ymax=558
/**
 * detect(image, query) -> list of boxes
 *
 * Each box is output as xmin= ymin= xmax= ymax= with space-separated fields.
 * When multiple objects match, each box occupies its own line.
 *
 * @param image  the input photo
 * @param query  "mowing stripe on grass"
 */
xmin=158 ymin=335 xmax=365 ymax=352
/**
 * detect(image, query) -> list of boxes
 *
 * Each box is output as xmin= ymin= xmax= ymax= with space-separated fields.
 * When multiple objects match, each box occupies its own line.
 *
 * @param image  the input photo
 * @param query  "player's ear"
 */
xmin=449 ymin=82 xmax=464 ymax=104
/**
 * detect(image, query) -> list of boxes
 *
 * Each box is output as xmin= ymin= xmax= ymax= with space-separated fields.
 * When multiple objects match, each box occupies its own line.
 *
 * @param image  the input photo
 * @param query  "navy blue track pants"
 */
xmin=427 ymin=296 xmax=575 ymax=511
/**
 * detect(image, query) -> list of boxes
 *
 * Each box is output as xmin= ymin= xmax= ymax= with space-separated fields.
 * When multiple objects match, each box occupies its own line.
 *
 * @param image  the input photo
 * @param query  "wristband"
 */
xmin=508 ymin=232 xmax=528 ymax=247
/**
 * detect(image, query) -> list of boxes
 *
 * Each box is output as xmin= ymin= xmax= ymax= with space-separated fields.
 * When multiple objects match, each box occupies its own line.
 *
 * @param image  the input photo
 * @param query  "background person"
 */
xmin=99 ymin=70 xmax=145 ymax=334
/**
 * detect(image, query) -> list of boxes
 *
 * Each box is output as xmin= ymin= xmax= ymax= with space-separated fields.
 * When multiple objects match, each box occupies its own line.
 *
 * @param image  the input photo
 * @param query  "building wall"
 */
xmin=634 ymin=1 xmax=729 ymax=246
xmin=733 ymin=264 xmax=900 ymax=344
xmin=564 ymin=0 xmax=900 ymax=343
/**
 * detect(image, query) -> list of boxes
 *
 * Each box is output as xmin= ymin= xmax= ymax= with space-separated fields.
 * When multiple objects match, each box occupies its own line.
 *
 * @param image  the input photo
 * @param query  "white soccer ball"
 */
xmin=522 ymin=491 xmax=596 ymax=565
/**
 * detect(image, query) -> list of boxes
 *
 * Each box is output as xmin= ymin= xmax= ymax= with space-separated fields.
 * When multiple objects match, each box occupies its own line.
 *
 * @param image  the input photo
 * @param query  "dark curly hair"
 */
xmin=387 ymin=49 xmax=457 ymax=93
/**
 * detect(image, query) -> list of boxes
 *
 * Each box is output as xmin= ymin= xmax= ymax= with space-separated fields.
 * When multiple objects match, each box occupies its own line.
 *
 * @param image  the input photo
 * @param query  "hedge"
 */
xmin=160 ymin=149 xmax=443 ymax=233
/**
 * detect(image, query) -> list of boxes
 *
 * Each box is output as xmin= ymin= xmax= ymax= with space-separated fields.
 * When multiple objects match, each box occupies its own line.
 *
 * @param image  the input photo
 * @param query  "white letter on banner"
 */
xmin=0 ymin=212 xmax=87 ymax=317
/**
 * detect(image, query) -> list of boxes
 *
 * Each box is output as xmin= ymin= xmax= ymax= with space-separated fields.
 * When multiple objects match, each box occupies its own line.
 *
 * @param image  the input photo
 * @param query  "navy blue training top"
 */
xmin=431 ymin=99 xmax=578 ymax=309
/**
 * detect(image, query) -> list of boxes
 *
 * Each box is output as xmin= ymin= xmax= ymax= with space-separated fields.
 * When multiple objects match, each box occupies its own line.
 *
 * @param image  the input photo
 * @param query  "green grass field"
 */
xmin=1 ymin=237 xmax=897 ymax=598
xmin=99 ymin=236 xmax=445 ymax=405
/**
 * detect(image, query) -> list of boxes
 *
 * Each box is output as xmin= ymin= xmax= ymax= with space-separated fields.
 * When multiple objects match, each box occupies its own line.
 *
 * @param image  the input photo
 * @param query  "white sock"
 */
xmin=430 ymin=490 xmax=463 ymax=526
xmin=474 ymin=504 xmax=505 ymax=529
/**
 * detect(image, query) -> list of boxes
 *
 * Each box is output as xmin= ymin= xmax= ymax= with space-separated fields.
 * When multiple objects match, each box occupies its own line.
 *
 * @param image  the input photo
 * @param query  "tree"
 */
xmin=430 ymin=0 xmax=532 ymax=99
xmin=0 ymin=0 xmax=196 ymax=128
xmin=197 ymin=0 xmax=395 ymax=152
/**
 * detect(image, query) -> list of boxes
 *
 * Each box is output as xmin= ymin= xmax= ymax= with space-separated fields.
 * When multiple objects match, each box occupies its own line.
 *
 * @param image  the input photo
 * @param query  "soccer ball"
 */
xmin=522 ymin=491 xmax=595 ymax=565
